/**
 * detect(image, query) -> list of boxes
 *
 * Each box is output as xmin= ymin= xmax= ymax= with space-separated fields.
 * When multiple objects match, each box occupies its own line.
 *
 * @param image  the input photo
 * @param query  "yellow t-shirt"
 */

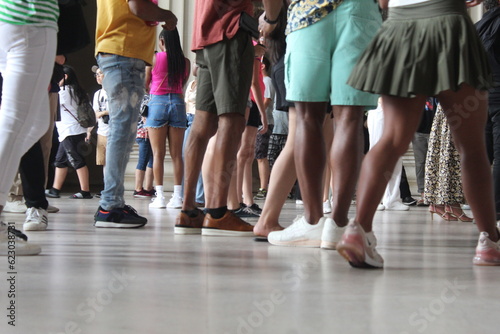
xmin=95 ymin=0 xmax=155 ymax=65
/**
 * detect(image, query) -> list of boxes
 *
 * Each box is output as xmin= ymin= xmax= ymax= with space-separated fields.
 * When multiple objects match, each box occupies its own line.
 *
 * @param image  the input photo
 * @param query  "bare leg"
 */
xmin=254 ymin=108 xmax=298 ymax=236
xmin=51 ymin=167 xmax=68 ymax=190
xmin=238 ymin=126 xmax=258 ymax=206
xmin=323 ymin=113 xmax=334 ymax=202
xmin=439 ymin=84 xmax=499 ymax=240
xmin=257 ymin=158 xmax=270 ymax=190
xmin=202 ymin=135 xmax=217 ymax=206
xmin=148 ymin=126 xmax=168 ymax=187
xmin=144 ymin=167 xmax=154 ymax=191
xmin=167 ymin=126 xmax=185 ymax=185
xmin=355 ymin=95 xmax=426 ymax=232
xmin=75 ymin=166 xmax=90 ymax=192
xmin=135 ymin=169 xmax=145 ymax=192
xmin=183 ymin=111 xmax=218 ymax=211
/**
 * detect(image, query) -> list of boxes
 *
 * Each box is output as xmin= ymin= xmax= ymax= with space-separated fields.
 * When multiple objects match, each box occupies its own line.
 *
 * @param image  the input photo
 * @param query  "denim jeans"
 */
xmin=97 ymin=54 xmax=145 ymax=210
xmin=181 ymin=113 xmax=205 ymax=204
xmin=136 ymin=138 xmax=153 ymax=171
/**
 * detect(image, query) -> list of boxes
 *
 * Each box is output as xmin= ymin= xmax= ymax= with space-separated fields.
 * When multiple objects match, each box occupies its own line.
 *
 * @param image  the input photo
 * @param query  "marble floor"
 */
xmin=0 ymin=194 xmax=498 ymax=334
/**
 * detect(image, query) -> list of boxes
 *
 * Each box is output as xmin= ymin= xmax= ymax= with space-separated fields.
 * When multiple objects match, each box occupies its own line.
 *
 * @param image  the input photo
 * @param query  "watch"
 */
xmin=263 ymin=15 xmax=279 ymax=25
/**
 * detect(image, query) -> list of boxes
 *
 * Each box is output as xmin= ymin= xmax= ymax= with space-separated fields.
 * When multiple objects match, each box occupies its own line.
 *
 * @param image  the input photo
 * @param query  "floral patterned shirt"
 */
xmin=286 ymin=0 xmax=344 ymax=35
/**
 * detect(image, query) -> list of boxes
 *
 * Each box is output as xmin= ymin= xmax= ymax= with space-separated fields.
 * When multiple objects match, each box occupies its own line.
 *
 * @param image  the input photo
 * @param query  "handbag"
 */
xmin=63 ymin=102 xmax=96 ymax=128
xmin=239 ymin=12 xmax=259 ymax=40
xmin=141 ymin=72 xmax=168 ymax=117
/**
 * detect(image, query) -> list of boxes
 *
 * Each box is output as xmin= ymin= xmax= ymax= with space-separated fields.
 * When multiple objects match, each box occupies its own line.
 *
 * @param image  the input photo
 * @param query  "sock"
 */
xmin=155 ymin=185 xmax=164 ymax=198
xmin=173 ymin=185 xmax=182 ymax=197
xmin=181 ymin=208 xmax=201 ymax=218
xmin=81 ymin=190 xmax=91 ymax=196
xmin=207 ymin=206 xmax=227 ymax=219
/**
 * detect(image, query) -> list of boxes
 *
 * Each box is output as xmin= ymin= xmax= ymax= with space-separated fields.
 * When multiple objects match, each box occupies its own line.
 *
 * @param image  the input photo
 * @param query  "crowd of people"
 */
xmin=0 ymin=0 xmax=499 ymax=270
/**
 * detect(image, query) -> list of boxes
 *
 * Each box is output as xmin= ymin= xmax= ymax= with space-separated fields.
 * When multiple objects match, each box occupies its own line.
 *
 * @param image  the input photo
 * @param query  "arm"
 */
xmin=183 ymin=58 xmax=191 ymax=88
xmin=128 ymin=0 xmax=178 ymax=30
xmin=145 ymin=65 xmax=153 ymax=93
xmin=378 ymin=0 xmax=389 ymax=10
xmin=251 ymin=59 xmax=268 ymax=135
xmin=259 ymin=0 xmax=283 ymax=38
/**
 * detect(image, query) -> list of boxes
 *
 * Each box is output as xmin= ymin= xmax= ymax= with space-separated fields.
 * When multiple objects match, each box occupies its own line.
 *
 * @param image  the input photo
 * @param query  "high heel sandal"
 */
xmin=445 ymin=204 xmax=474 ymax=223
xmin=429 ymin=204 xmax=457 ymax=221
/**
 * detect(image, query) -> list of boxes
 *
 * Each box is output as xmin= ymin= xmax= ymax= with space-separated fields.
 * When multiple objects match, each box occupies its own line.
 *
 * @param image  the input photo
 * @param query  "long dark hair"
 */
xmin=159 ymin=28 xmax=186 ymax=88
xmin=62 ymin=65 xmax=89 ymax=105
xmin=265 ymin=0 xmax=288 ymax=65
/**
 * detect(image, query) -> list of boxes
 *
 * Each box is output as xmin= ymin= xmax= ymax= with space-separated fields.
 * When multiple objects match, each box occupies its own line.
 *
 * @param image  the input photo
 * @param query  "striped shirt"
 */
xmin=0 ymin=0 xmax=59 ymax=29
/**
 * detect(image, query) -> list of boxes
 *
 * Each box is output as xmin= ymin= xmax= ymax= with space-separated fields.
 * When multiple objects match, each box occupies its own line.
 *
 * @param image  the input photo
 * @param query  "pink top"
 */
xmin=150 ymin=52 xmax=188 ymax=95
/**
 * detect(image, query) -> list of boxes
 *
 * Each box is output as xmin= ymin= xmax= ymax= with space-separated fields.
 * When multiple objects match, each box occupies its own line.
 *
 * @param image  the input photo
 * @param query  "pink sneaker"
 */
xmin=336 ymin=220 xmax=384 ymax=269
xmin=473 ymin=231 xmax=500 ymax=266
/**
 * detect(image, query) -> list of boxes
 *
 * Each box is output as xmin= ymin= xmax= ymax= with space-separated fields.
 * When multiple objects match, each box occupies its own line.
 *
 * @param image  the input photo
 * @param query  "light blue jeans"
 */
xmin=97 ymin=54 xmax=145 ymax=210
xmin=181 ymin=113 xmax=205 ymax=204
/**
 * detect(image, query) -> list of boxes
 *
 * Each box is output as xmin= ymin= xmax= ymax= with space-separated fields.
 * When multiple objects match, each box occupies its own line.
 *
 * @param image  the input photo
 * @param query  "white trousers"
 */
xmin=0 ymin=23 xmax=57 ymax=206
xmin=367 ymin=105 xmax=403 ymax=207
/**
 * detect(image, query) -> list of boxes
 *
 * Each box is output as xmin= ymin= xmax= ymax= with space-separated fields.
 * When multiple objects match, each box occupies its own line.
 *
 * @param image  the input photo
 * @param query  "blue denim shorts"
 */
xmin=145 ymin=93 xmax=187 ymax=129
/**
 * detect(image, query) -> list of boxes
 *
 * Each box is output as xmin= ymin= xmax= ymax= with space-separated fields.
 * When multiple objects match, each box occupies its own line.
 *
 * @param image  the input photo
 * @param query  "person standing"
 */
xmin=175 ymin=0 xmax=255 ymax=236
xmin=93 ymin=0 xmax=177 ymax=228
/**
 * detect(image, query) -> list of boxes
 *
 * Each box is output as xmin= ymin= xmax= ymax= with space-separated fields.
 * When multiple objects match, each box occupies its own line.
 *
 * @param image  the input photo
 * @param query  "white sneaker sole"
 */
xmin=202 ymin=228 xmax=254 ymax=237
xmin=94 ymin=222 xmax=146 ymax=228
xmin=268 ymin=238 xmax=321 ymax=248
xmin=174 ymin=227 xmax=202 ymax=235
xmin=23 ymin=223 xmax=47 ymax=231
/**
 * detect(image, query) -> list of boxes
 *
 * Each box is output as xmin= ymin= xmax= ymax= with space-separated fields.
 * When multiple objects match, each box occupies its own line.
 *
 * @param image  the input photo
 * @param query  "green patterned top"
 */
xmin=0 ymin=0 xmax=59 ymax=28
xmin=286 ymin=0 xmax=343 ymax=35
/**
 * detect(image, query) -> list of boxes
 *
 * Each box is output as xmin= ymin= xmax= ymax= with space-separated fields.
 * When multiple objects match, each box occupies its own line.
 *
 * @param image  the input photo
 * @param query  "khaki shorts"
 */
xmin=96 ymin=134 xmax=107 ymax=166
xmin=195 ymin=30 xmax=254 ymax=116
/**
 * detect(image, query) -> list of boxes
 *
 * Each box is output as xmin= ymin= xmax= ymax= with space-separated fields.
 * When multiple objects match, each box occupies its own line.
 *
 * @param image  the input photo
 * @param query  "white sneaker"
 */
xmin=376 ymin=204 xmax=385 ymax=211
xmin=166 ymin=194 xmax=182 ymax=209
xmin=23 ymin=207 xmax=48 ymax=231
xmin=149 ymin=196 xmax=166 ymax=209
xmin=0 ymin=221 xmax=42 ymax=255
xmin=320 ymin=219 xmax=346 ymax=250
xmin=3 ymin=200 xmax=27 ymax=213
xmin=323 ymin=200 xmax=332 ymax=214
xmin=268 ymin=216 xmax=325 ymax=247
xmin=384 ymin=202 xmax=409 ymax=211
xmin=337 ymin=220 xmax=384 ymax=268
xmin=295 ymin=199 xmax=303 ymax=205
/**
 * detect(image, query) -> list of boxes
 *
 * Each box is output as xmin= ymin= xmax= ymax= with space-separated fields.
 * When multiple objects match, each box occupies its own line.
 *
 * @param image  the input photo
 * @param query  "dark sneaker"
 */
xmin=202 ymin=211 xmax=254 ymax=236
xmin=175 ymin=209 xmax=205 ymax=234
xmin=402 ymin=197 xmax=417 ymax=206
xmin=45 ymin=188 xmax=60 ymax=198
xmin=234 ymin=203 xmax=260 ymax=218
xmin=133 ymin=189 xmax=153 ymax=198
xmin=254 ymin=188 xmax=267 ymax=200
xmin=94 ymin=205 xmax=147 ymax=228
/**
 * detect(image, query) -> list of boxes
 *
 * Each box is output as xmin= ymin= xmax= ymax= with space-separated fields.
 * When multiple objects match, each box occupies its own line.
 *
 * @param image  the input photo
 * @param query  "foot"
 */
xmin=429 ymin=204 xmax=456 ymax=221
xmin=268 ymin=216 xmax=326 ymax=248
xmin=254 ymin=188 xmax=267 ymax=200
xmin=445 ymin=204 xmax=473 ymax=222
xmin=323 ymin=199 xmax=332 ymax=214
xmin=402 ymin=197 xmax=417 ymax=206
xmin=320 ymin=219 xmax=346 ymax=250
xmin=149 ymin=196 xmax=166 ymax=209
xmin=94 ymin=205 xmax=147 ymax=228
xmin=202 ymin=211 xmax=254 ymax=236
xmin=175 ymin=209 xmax=205 ymax=235
xmin=376 ymin=204 xmax=385 ymax=211
xmin=336 ymin=220 xmax=384 ymax=269
xmin=70 ymin=191 xmax=93 ymax=199
xmin=416 ymin=198 xmax=428 ymax=207
xmin=23 ymin=207 xmax=48 ymax=231
xmin=253 ymin=221 xmax=284 ymax=238
xmin=133 ymin=189 xmax=153 ymax=198
xmin=0 ymin=222 xmax=42 ymax=255
xmin=3 ymin=200 xmax=27 ymax=213
xmin=166 ymin=194 xmax=183 ymax=209
xmin=45 ymin=188 xmax=60 ymax=198
xmin=234 ymin=203 xmax=261 ymax=218
xmin=473 ymin=230 xmax=500 ymax=266
xmin=384 ymin=202 xmax=410 ymax=211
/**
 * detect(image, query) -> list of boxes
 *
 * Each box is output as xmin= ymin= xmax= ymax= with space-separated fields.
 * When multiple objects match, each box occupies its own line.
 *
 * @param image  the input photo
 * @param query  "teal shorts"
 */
xmin=285 ymin=0 xmax=381 ymax=108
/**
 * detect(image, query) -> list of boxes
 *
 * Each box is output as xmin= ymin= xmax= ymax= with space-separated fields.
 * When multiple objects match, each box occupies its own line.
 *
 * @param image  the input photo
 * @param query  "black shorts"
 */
xmin=247 ymin=100 xmax=261 ymax=128
xmin=54 ymin=133 xmax=88 ymax=169
xmin=255 ymin=124 xmax=273 ymax=159
xmin=272 ymin=56 xmax=294 ymax=112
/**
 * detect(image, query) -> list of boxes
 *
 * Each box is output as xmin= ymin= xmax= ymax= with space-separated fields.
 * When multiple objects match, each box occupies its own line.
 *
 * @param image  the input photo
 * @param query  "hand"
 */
xmin=259 ymin=12 xmax=277 ymax=38
xmin=258 ymin=123 xmax=268 ymax=135
xmin=254 ymin=43 xmax=266 ymax=58
xmin=161 ymin=10 xmax=177 ymax=31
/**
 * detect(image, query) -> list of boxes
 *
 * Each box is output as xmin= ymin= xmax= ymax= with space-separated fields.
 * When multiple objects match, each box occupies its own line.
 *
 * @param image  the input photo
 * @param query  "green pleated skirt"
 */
xmin=347 ymin=0 xmax=493 ymax=98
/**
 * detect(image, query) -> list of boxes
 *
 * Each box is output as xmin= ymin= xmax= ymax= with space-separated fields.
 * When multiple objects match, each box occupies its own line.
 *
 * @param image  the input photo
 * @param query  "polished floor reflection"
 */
xmin=0 ymin=195 xmax=498 ymax=334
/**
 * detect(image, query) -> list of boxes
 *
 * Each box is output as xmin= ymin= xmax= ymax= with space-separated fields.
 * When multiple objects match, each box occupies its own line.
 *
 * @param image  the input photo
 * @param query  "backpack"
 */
xmin=63 ymin=101 xmax=96 ymax=128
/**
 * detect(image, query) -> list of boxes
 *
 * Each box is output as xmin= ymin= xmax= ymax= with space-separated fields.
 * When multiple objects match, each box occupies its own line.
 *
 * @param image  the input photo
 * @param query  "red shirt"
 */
xmin=191 ymin=0 xmax=253 ymax=51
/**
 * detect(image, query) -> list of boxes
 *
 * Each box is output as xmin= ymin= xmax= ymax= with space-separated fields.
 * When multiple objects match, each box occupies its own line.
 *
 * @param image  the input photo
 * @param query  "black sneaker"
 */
xmin=235 ymin=203 xmax=261 ymax=218
xmin=402 ymin=197 xmax=417 ymax=206
xmin=94 ymin=205 xmax=147 ymax=228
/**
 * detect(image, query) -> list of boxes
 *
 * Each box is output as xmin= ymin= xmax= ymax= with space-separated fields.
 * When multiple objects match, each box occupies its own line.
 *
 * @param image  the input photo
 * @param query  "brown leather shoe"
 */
xmin=174 ymin=209 xmax=204 ymax=235
xmin=202 ymin=211 xmax=255 ymax=236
